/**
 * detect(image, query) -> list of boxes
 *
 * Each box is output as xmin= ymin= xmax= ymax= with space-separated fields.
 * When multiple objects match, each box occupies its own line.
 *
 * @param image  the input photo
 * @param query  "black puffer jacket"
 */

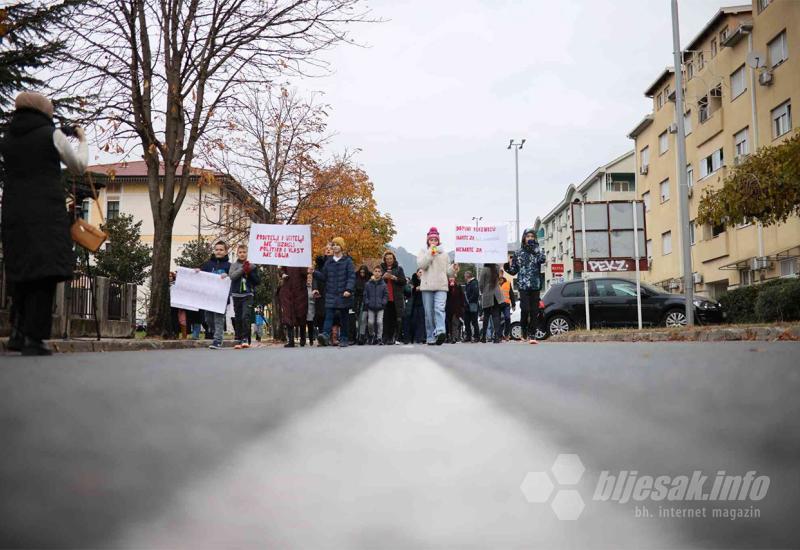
xmin=314 ymin=254 xmax=356 ymax=309
xmin=0 ymin=108 xmax=74 ymax=282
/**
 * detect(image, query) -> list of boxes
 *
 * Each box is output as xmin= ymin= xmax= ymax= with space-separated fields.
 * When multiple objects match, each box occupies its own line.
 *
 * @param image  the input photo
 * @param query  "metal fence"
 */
xmin=69 ymin=273 xmax=96 ymax=319
xmin=107 ymin=280 xmax=130 ymax=321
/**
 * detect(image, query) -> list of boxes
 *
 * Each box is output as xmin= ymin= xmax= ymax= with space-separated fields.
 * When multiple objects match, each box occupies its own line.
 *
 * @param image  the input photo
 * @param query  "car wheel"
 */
xmin=663 ymin=308 xmax=688 ymax=328
xmin=533 ymin=327 xmax=548 ymax=340
xmin=510 ymin=322 xmax=523 ymax=341
xmin=548 ymin=315 xmax=572 ymax=336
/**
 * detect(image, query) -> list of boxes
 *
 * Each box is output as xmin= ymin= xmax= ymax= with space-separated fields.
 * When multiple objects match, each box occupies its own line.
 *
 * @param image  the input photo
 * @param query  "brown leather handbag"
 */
xmin=70 ymin=172 xmax=108 ymax=252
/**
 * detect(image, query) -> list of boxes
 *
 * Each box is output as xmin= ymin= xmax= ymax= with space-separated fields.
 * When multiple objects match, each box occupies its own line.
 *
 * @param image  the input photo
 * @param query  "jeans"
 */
xmin=233 ymin=294 xmax=253 ymax=343
xmin=501 ymin=303 xmax=512 ymax=338
xmin=205 ymin=310 xmax=225 ymax=346
xmin=191 ymin=323 xmax=202 ymax=339
xmin=481 ymin=304 xmax=502 ymax=342
xmin=358 ymin=310 xmax=369 ymax=337
xmin=322 ymin=307 xmax=350 ymax=344
xmin=367 ymin=309 xmax=384 ymax=340
xmin=519 ymin=289 xmax=543 ymax=338
xmin=421 ymin=290 xmax=447 ymax=343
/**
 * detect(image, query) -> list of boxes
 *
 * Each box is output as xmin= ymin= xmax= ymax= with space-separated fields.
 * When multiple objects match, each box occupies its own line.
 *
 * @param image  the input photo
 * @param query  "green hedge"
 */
xmin=719 ymin=278 xmax=800 ymax=323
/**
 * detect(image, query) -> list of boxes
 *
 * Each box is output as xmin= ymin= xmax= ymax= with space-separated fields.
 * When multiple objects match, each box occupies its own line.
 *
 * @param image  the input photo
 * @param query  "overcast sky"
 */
xmin=312 ymin=0 xmax=735 ymax=252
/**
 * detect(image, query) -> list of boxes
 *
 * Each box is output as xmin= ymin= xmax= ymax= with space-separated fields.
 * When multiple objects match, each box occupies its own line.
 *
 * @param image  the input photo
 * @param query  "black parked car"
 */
xmin=541 ymin=277 xmax=724 ymax=336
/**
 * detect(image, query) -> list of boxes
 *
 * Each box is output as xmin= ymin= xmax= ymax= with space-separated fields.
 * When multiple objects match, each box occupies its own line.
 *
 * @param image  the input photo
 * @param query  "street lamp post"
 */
xmin=507 ymin=139 xmax=526 ymax=243
xmin=670 ymin=0 xmax=694 ymax=325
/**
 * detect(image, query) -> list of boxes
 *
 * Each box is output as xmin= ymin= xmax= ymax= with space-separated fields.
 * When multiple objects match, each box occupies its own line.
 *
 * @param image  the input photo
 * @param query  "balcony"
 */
xmin=696 ymin=230 xmax=729 ymax=263
xmin=695 ymin=108 xmax=724 ymax=146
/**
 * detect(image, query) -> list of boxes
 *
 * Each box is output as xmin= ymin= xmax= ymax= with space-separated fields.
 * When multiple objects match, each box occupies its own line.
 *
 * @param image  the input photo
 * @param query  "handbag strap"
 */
xmin=86 ymin=171 xmax=105 ymax=225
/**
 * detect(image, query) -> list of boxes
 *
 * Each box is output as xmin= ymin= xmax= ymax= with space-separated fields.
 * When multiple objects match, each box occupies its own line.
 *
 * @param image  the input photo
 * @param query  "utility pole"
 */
xmin=507 ymin=139 xmax=525 ymax=243
xmin=671 ymin=0 xmax=694 ymax=325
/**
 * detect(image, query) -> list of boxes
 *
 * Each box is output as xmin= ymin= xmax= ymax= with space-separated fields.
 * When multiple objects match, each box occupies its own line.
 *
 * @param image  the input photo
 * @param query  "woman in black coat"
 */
xmin=1 ymin=92 xmax=88 ymax=355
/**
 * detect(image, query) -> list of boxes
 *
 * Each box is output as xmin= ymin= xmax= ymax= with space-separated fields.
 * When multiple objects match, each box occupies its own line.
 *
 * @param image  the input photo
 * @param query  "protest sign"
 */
xmin=170 ymin=267 xmax=230 ymax=314
xmin=247 ymin=224 xmax=312 ymax=267
xmin=454 ymin=224 xmax=508 ymax=264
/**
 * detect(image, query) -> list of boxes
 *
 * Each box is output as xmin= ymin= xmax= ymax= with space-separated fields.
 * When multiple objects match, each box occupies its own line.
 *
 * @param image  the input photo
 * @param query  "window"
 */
xmin=719 ymin=26 xmax=729 ymax=43
xmin=684 ymin=111 xmax=692 ymax=135
xmin=605 ymin=174 xmax=635 ymax=192
xmin=712 ymin=223 xmax=726 ymax=237
xmin=687 ymin=59 xmax=694 ymax=80
xmin=697 ymin=51 xmax=704 ymax=70
xmin=561 ymin=282 xmax=584 ymax=298
xmin=739 ymin=269 xmax=755 ymax=287
xmin=656 ymin=92 xmax=664 ymax=110
xmin=780 ymin=258 xmax=798 ymax=277
xmin=687 ymin=164 xmax=694 ymax=188
xmin=107 ymin=200 xmax=120 ymax=220
xmin=641 ymin=146 xmax=650 ymax=169
xmin=734 ymin=127 xmax=749 ymax=157
xmin=772 ymin=100 xmax=792 ymax=138
xmin=558 ymin=241 xmax=563 ymax=255
xmin=730 ymin=65 xmax=746 ymax=99
xmin=664 ymin=84 xmax=671 ymax=100
xmin=711 ymin=38 xmax=718 ymax=58
xmin=699 ymin=96 xmax=709 ymax=123
xmin=646 ymin=239 xmax=653 ymax=258
xmin=758 ymin=0 xmax=771 ymax=12
xmin=769 ymin=31 xmax=788 ymax=67
xmin=643 ymin=191 xmax=651 ymax=211
xmin=80 ymin=199 xmax=90 ymax=221
xmin=700 ymin=148 xmax=724 ymax=178
xmin=662 ymin=231 xmax=672 ymax=255
xmin=660 ymin=178 xmax=670 ymax=203
xmin=689 ymin=221 xmax=696 ymax=245
xmin=659 ymin=131 xmax=669 ymax=154
xmin=595 ymin=280 xmax=639 ymax=298
xmin=737 ymin=217 xmax=752 ymax=228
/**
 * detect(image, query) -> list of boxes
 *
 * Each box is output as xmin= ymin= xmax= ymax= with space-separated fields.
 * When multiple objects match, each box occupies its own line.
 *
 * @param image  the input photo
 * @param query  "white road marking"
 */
xmin=114 ymin=354 xmax=691 ymax=549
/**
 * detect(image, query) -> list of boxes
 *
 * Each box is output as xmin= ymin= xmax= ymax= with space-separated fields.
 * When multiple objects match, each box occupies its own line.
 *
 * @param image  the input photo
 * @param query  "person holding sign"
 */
xmin=230 ymin=245 xmax=261 ymax=349
xmin=200 ymin=241 xmax=231 ymax=349
xmin=416 ymin=227 xmax=455 ymax=346
xmin=314 ymin=237 xmax=356 ymax=347
xmin=504 ymin=227 xmax=547 ymax=344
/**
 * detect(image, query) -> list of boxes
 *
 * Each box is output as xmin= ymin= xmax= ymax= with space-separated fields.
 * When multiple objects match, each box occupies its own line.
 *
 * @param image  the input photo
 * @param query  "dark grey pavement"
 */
xmin=1 ymin=342 xmax=798 ymax=549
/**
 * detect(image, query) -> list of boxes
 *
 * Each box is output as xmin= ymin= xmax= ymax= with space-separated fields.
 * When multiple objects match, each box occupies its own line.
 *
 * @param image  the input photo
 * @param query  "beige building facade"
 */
xmin=628 ymin=1 xmax=799 ymax=299
xmin=535 ymin=150 xmax=636 ymax=289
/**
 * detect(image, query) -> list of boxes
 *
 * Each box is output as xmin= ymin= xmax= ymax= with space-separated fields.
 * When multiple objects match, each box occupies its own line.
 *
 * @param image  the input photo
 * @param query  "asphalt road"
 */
xmin=1 ymin=341 xmax=798 ymax=549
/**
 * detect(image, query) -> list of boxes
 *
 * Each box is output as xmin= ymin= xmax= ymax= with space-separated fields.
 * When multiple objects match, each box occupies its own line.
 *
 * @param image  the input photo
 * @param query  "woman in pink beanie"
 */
xmin=416 ymin=227 xmax=455 ymax=345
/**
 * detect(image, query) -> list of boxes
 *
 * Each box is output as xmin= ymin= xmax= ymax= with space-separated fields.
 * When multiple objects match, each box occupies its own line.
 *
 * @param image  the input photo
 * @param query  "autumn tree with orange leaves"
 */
xmin=298 ymin=158 xmax=395 ymax=265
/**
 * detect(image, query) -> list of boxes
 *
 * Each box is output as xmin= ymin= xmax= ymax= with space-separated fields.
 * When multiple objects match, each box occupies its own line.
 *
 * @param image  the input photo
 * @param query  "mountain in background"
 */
xmin=387 ymin=245 xmax=418 ymax=274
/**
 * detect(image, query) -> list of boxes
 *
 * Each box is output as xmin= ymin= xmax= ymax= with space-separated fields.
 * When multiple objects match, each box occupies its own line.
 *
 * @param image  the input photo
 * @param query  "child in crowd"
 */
xmin=200 ymin=240 xmax=231 ymax=350
xmin=363 ymin=265 xmax=389 ymax=345
xmin=229 ymin=244 xmax=260 ymax=349
xmin=354 ymin=265 xmax=370 ymax=345
xmin=314 ymin=237 xmax=355 ymax=347
xmin=446 ymin=275 xmax=466 ymax=343
xmin=254 ymin=309 xmax=265 ymax=342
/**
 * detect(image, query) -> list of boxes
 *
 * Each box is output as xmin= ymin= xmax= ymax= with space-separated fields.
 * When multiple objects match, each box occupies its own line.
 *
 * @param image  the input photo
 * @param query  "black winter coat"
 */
xmin=314 ymin=255 xmax=356 ymax=309
xmin=380 ymin=262 xmax=407 ymax=312
xmin=0 ymin=108 xmax=74 ymax=282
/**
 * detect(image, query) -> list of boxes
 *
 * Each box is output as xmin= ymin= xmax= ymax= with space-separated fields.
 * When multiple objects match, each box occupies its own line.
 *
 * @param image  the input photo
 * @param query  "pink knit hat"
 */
xmin=427 ymin=227 xmax=440 ymax=239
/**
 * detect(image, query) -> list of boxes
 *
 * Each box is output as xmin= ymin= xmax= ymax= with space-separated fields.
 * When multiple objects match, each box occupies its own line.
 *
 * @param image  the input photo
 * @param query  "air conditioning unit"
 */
xmin=668 ymin=123 xmax=678 ymax=134
xmin=693 ymin=272 xmax=703 ymax=284
xmin=759 ymin=71 xmax=774 ymax=86
xmin=639 ymin=165 xmax=649 ymax=175
xmin=751 ymin=256 xmax=770 ymax=270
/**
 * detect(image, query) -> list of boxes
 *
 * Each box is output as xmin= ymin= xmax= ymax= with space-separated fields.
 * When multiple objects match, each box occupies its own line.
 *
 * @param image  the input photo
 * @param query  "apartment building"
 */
xmin=627 ymin=1 xmax=799 ymax=299
xmin=82 ymin=160 xmax=267 ymax=267
xmin=534 ymin=150 xmax=636 ymax=289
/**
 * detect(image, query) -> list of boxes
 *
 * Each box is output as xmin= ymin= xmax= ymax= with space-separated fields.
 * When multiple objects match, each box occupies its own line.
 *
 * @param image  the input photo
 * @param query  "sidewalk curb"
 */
xmin=0 ymin=338 xmax=270 ymax=355
xmin=548 ymin=325 xmax=800 ymax=343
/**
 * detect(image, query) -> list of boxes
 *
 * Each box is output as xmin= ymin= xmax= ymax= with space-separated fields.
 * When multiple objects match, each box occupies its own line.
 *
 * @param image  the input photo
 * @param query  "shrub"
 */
xmin=718 ymin=284 xmax=761 ymax=324
xmin=754 ymin=278 xmax=800 ymax=322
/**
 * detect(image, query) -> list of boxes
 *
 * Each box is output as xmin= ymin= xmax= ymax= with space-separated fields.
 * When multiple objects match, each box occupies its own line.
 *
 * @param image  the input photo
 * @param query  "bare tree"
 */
xmin=202 ymin=85 xmax=330 ymax=241
xmin=53 ymin=0 xmax=370 ymax=336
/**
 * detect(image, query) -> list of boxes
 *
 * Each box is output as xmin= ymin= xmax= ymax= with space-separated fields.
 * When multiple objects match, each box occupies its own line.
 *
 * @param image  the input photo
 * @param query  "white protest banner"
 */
xmin=454 ymin=224 xmax=508 ymax=264
xmin=170 ymin=267 xmax=230 ymax=314
xmin=247 ymin=224 xmax=312 ymax=268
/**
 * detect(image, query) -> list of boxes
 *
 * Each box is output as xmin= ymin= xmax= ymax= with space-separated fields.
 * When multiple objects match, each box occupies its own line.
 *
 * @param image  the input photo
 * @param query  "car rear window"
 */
xmin=561 ymin=282 xmax=583 ymax=298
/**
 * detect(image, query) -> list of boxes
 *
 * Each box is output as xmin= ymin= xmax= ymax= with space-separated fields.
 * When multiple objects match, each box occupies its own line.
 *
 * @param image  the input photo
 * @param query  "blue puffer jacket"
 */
xmin=314 ymin=255 xmax=356 ymax=309
xmin=505 ymin=228 xmax=546 ymax=291
xmin=363 ymin=278 xmax=388 ymax=311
